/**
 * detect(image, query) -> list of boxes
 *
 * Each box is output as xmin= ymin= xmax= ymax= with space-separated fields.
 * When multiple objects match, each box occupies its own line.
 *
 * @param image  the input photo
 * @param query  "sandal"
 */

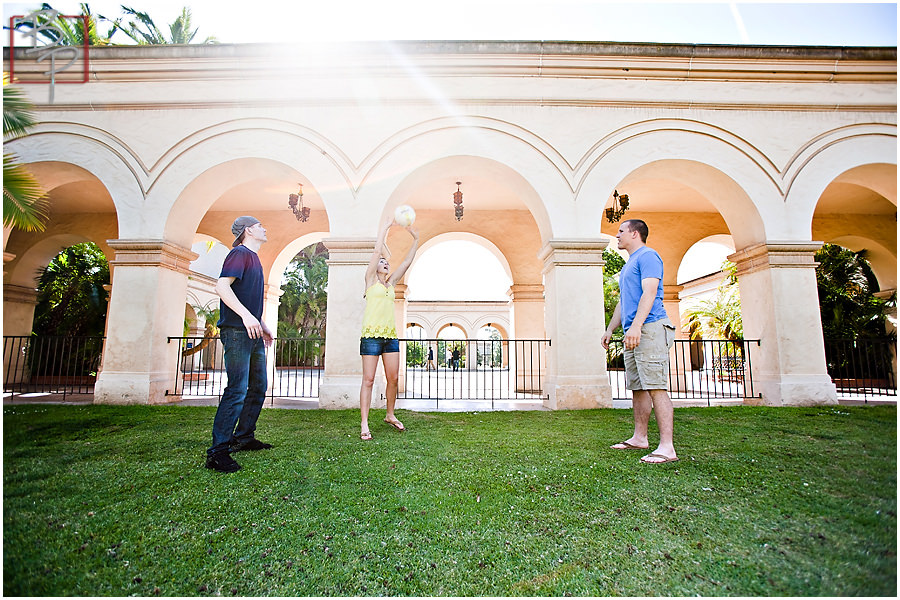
xmin=360 ymin=431 xmax=372 ymax=441
xmin=384 ymin=418 xmax=405 ymax=432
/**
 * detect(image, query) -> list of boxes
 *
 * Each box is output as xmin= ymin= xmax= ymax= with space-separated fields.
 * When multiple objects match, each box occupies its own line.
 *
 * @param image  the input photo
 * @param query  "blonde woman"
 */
xmin=359 ymin=217 xmax=419 ymax=440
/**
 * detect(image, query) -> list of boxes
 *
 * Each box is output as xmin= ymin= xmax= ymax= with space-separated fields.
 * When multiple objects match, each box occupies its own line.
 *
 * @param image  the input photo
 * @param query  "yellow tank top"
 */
xmin=361 ymin=282 xmax=397 ymax=338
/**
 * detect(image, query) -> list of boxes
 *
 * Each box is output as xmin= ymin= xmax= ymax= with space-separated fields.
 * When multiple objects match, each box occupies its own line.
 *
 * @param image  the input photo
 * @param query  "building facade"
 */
xmin=3 ymin=41 xmax=896 ymax=408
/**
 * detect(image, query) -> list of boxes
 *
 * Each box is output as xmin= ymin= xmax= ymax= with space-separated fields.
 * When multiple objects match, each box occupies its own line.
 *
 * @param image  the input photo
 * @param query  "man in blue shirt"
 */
xmin=206 ymin=216 xmax=274 ymax=473
xmin=602 ymin=219 xmax=678 ymax=464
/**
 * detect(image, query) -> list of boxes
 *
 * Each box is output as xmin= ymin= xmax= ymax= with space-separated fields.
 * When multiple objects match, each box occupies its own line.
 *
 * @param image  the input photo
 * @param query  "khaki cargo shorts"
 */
xmin=624 ymin=318 xmax=676 ymax=391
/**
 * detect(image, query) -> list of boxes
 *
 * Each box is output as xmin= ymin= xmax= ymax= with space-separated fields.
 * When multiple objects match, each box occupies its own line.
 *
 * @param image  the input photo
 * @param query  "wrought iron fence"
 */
xmin=3 ymin=335 xmax=104 ymax=399
xmin=5 ymin=334 xmax=896 ymax=406
xmin=606 ymin=338 xmax=761 ymax=405
xmin=397 ymin=338 xmax=549 ymax=409
xmin=824 ymin=338 xmax=897 ymax=401
xmin=167 ymin=336 xmax=324 ymax=401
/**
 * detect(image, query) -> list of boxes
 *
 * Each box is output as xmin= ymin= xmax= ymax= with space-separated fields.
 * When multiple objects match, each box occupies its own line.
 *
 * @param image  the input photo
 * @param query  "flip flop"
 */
xmin=640 ymin=452 xmax=679 ymax=464
xmin=384 ymin=419 xmax=405 ymax=432
xmin=360 ymin=431 xmax=372 ymax=441
xmin=610 ymin=441 xmax=649 ymax=450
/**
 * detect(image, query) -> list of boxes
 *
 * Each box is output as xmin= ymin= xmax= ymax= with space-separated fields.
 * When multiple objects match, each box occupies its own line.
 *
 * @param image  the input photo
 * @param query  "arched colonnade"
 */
xmin=3 ymin=42 xmax=896 ymax=408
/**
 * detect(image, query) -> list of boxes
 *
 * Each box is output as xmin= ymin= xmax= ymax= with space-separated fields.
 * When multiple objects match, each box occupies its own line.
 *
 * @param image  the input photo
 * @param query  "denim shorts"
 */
xmin=360 ymin=337 xmax=400 ymax=356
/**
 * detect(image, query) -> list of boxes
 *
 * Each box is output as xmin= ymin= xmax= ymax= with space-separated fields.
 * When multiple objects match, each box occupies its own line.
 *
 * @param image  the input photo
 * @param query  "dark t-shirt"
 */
xmin=217 ymin=245 xmax=264 ymax=329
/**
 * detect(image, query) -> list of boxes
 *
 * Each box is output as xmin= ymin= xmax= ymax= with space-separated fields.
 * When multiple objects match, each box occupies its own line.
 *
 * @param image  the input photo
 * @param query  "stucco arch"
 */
xmin=6 ymin=233 xmax=106 ymax=289
xmin=435 ymin=320 xmax=472 ymax=338
xmin=675 ymin=234 xmax=736 ymax=284
xmin=268 ymin=232 xmax=330 ymax=285
xmin=6 ymin=129 xmax=145 ymax=231
xmin=357 ymin=122 xmax=567 ymax=240
xmin=147 ymin=126 xmax=354 ymax=245
xmin=825 ymin=236 xmax=897 ymax=292
xmin=475 ymin=321 xmax=510 ymax=340
xmin=409 ymin=232 xmax=513 ymax=284
xmin=578 ymin=129 xmax=778 ymax=247
xmin=785 ymin=128 xmax=897 ymax=229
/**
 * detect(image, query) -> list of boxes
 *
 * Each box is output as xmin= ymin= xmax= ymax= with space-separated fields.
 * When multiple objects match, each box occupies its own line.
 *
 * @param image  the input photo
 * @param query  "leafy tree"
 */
xmin=106 ymin=6 xmax=218 ymax=45
xmin=815 ymin=244 xmax=892 ymax=339
xmin=276 ymin=243 xmax=328 ymax=366
xmin=602 ymin=248 xmax=624 ymax=330
xmin=33 ymin=242 xmax=110 ymax=337
xmin=278 ymin=242 xmax=328 ymax=339
xmin=682 ymin=260 xmax=743 ymax=344
xmin=406 ymin=340 xmax=425 ymax=367
xmin=3 ymin=85 xmax=49 ymax=232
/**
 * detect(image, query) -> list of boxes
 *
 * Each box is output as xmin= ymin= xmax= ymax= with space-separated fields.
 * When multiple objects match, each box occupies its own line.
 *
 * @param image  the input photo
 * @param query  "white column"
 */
xmin=729 ymin=242 xmax=837 ymax=406
xmin=318 ymin=238 xmax=382 ymax=408
xmin=508 ymin=284 xmax=545 ymax=393
xmin=663 ymin=284 xmax=688 ymax=393
xmin=263 ymin=284 xmax=283 ymax=396
xmin=393 ymin=283 xmax=409 ymax=392
xmin=94 ymin=240 xmax=199 ymax=404
xmin=3 ymin=284 xmax=39 ymax=385
xmin=3 ymin=284 xmax=38 ymax=338
xmin=539 ymin=239 xmax=612 ymax=409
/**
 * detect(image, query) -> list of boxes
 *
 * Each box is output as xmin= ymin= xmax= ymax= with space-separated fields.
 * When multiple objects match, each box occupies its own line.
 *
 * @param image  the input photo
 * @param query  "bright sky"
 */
xmin=4 ymin=1 xmax=896 ymax=46
xmin=5 ymin=1 xmax=895 ymax=299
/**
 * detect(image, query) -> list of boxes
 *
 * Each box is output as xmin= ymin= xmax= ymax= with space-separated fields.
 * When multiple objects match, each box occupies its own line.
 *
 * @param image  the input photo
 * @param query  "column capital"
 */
xmin=539 ymin=238 xmax=609 ymax=273
xmin=663 ymin=284 xmax=684 ymax=303
xmin=265 ymin=284 xmax=284 ymax=300
xmin=508 ymin=283 xmax=544 ymax=302
xmin=728 ymin=242 xmax=823 ymax=277
xmin=4 ymin=283 xmax=38 ymax=304
xmin=393 ymin=283 xmax=409 ymax=300
xmin=323 ymin=237 xmax=376 ymax=266
xmin=106 ymin=239 xmax=199 ymax=275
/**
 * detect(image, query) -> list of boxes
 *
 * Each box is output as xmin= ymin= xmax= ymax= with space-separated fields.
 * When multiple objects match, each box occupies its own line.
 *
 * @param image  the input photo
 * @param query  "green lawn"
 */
xmin=3 ymin=404 xmax=896 ymax=596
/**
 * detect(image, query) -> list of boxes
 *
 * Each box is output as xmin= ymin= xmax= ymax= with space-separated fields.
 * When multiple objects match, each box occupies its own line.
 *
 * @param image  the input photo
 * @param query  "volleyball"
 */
xmin=394 ymin=204 xmax=416 ymax=227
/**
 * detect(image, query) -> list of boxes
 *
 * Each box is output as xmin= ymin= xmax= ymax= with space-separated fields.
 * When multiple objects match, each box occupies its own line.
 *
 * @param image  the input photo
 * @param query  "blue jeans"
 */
xmin=208 ymin=326 xmax=268 ymax=456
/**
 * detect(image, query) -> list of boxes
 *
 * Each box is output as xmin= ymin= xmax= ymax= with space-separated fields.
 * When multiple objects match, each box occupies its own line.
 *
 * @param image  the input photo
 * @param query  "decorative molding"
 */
xmin=106 ymin=239 xmax=199 ymax=274
xmin=323 ymin=238 xmax=376 ymax=266
xmin=540 ymin=239 xmax=609 ymax=272
xmin=508 ymin=284 xmax=544 ymax=302
xmin=729 ymin=242 xmax=824 ymax=277
xmin=663 ymin=284 xmax=685 ymax=303
xmin=3 ymin=284 xmax=38 ymax=304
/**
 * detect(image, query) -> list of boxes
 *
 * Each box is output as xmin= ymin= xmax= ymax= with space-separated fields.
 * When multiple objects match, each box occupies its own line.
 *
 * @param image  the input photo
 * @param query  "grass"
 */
xmin=3 ymin=403 xmax=896 ymax=596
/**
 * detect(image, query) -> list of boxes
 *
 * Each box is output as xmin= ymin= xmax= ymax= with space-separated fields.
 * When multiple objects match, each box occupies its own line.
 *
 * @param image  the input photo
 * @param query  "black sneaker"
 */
xmin=230 ymin=438 xmax=273 ymax=452
xmin=205 ymin=451 xmax=241 ymax=473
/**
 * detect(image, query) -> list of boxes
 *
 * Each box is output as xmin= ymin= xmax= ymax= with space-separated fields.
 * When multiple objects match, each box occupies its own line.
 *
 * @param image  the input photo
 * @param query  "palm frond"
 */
xmin=3 ymin=86 xmax=37 ymax=139
xmin=3 ymin=154 xmax=50 ymax=232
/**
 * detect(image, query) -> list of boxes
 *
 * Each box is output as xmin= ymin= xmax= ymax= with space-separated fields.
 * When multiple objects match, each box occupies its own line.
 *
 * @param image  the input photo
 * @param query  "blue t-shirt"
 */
xmin=619 ymin=246 xmax=668 ymax=331
xmin=217 ymin=245 xmax=265 ymax=329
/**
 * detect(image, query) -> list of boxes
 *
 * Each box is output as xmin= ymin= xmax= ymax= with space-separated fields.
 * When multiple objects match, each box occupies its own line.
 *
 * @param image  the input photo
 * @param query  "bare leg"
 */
xmin=644 ymin=389 xmax=676 ymax=461
xmin=359 ymin=354 xmax=380 ymax=437
xmin=381 ymin=352 xmax=404 ymax=429
xmin=627 ymin=389 xmax=652 ymax=447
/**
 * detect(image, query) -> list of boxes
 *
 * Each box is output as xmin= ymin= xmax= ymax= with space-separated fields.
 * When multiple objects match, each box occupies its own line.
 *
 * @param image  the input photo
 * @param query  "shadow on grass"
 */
xmin=3 ymin=404 xmax=896 ymax=596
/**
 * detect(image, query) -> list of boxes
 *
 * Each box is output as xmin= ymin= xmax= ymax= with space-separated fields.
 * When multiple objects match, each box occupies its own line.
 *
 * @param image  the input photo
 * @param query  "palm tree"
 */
xmin=8 ymin=3 xmax=116 ymax=46
xmin=682 ymin=283 xmax=744 ymax=344
xmin=815 ymin=244 xmax=892 ymax=339
xmin=3 ymin=85 xmax=49 ymax=232
xmin=106 ymin=6 xmax=217 ymax=45
xmin=278 ymin=243 xmax=329 ymax=339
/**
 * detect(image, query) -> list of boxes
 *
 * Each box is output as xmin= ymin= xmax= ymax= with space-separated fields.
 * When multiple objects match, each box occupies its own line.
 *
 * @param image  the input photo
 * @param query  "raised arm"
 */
xmin=364 ymin=218 xmax=393 ymax=286
xmin=388 ymin=227 xmax=420 ymax=285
